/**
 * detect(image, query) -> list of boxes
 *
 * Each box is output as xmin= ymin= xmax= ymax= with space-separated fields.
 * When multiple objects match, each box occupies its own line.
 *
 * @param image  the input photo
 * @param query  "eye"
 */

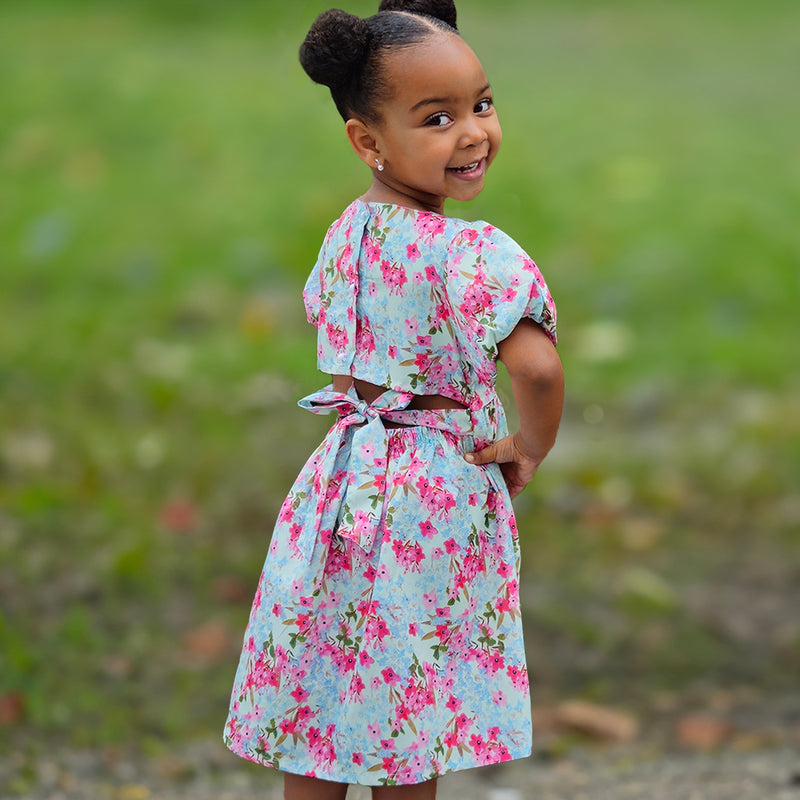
xmin=425 ymin=113 xmax=452 ymax=127
xmin=474 ymin=98 xmax=494 ymax=114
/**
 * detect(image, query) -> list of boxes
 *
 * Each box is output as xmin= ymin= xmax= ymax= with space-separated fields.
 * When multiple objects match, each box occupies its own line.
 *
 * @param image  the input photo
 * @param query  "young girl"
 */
xmin=224 ymin=1 xmax=564 ymax=798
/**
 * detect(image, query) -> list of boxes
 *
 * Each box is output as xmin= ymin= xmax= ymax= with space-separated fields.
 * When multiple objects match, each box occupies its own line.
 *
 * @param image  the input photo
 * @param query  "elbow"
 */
xmin=537 ymin=346 xmax=564 ymax=389
xmin=510 ymin=340 xmax=564 ymax=392
xmin=498 ymin=319 xmax=564 ymax=395
xmin=529 ymin=351 xmax=564 ymax=400
xmin=518 ymin=351 xmax=565 ymax=425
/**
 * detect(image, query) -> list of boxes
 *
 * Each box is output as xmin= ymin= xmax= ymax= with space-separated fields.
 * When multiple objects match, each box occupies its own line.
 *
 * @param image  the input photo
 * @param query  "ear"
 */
xmin=345 ymin=118 xmax=383 ymax=170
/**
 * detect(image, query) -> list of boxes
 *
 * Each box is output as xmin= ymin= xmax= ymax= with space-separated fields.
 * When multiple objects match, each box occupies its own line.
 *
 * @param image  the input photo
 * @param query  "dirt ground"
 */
xmin=3 ymin=739 xmax=800 ymax=800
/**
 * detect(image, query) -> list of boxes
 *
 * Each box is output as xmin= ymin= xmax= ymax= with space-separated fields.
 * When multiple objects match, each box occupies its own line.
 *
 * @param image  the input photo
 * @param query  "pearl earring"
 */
xmin=375 ymin=158 xmax=384 ymax=172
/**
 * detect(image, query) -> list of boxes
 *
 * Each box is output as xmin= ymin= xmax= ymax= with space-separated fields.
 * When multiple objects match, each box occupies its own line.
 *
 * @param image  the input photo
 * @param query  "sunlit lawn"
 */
xmin=1 ymin=0 xmax=798 ymax=751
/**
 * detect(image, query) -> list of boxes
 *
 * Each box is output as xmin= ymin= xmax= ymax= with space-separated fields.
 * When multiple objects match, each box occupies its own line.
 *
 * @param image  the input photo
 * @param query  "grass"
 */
xmin=1 ymin=0 xmax=799 ymax=754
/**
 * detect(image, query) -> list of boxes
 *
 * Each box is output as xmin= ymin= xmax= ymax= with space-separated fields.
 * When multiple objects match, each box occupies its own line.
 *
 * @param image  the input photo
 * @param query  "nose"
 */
xmin=459 ymin=116 xmax=488 ymax=148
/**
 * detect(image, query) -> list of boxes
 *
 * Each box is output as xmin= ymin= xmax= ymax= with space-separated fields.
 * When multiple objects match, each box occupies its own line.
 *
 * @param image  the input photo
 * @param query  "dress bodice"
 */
xmin=303 ymin=200 xmax=557 ymax=448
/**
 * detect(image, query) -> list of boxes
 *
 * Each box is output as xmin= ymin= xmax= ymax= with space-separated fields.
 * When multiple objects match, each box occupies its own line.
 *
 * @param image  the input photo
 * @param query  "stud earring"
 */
xmin=375 ymin=158 xmax=384 ymax=172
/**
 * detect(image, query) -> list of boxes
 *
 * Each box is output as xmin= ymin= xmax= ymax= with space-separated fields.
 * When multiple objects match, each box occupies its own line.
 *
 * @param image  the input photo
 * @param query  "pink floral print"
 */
xmin=224 ymin=201 xmax=556 ymax=785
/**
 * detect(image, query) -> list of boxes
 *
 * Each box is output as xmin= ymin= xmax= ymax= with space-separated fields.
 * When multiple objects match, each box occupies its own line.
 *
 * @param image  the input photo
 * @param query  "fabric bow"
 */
xmin=295 ymin=384 xmax=415 ymax=559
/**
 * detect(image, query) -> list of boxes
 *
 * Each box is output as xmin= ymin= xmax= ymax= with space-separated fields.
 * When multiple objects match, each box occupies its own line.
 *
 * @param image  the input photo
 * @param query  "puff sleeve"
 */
xmin=302 ymin=201 xmax=372 ymax=374
xmin=445 ymin=223 xmax=557 ymax=355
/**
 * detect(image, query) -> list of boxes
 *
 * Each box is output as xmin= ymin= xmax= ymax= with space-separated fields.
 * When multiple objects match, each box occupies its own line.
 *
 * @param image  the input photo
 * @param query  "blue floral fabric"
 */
xmin=224 ymin=201 xmax=557 ymax=785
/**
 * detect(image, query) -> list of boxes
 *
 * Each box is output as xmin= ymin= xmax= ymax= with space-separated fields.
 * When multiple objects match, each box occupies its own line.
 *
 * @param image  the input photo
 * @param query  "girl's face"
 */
xmin=367 ymin=33 xmax=502 ymax=213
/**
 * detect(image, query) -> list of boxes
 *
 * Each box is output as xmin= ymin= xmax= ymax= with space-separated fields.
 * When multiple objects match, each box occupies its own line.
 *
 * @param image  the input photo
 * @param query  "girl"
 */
xmin=224 ymin=1 xmax=564 ymax=798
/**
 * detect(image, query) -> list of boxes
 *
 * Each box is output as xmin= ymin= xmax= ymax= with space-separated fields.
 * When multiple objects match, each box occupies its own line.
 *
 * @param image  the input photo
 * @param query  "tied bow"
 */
xmin=296 ymin=385 xmax=415 ymax=559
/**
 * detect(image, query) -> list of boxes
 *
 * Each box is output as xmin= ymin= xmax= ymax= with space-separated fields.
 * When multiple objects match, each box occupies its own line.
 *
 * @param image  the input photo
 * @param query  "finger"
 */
xmin=464 ymin=444 xmax=496 ymax=465
xmin=500 ymin=463 xmax=529 ymax=499
xmin=505 ymin=477 xmax=525 ymax=499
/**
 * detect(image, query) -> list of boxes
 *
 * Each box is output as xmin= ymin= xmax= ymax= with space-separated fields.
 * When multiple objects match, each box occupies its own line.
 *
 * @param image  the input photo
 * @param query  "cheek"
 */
xmin=488 ymin=122 xmax=503 ymax=162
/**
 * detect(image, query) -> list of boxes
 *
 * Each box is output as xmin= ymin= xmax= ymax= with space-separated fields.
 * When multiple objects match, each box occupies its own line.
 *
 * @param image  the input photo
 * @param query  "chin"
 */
xmin=453 ymin=183 xmax=485 ymax=203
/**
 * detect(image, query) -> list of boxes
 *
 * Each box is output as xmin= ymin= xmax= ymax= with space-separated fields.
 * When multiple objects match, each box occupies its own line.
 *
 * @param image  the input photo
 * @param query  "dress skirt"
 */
xmin=224 ymin=394 xmax=532 ymax=786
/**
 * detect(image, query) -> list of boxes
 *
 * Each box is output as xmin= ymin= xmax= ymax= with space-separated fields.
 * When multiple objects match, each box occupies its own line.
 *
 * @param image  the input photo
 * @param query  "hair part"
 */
xmin=299 ymin=1 xmax=459 ymax=123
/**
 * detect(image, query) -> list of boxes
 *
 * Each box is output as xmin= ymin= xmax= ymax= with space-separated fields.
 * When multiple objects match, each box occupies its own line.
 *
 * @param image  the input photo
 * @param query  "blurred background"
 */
xmin=1 ymin=0 xmax=798 ymax=791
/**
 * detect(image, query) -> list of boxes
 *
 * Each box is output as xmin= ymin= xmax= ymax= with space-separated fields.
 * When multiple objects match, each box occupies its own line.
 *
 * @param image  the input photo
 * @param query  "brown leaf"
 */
xmin=675 ymin=714 xmax=734 ymax=750
xmin=102 ymin=655 xmax=134 ymax=679
xmin=158 ymin=498 xmax=197 ymax=534
xmin=181 ymin=621 xmax=233 ymax=663
xmin=212 ymin=576 xmax=251 ymax=604
xmin=0 ymin=691 xmax=26 ymax=726
xmin=555 ymin=699 xmax=639 ymax=743
xmin=532 ymin=705 xmax=561 ymax=734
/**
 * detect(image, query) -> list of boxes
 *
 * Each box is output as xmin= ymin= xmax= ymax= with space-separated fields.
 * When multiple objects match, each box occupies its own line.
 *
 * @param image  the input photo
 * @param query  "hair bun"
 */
xmin=299 ymin=9 xmax=372 ymax=89
xmin=377 ymin=0 xmax=458 ymax=30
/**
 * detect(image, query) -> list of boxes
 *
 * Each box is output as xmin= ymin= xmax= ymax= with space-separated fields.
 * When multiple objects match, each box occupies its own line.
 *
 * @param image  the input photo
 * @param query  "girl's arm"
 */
xmin=465 ymin=318 xmax=564 ymax=498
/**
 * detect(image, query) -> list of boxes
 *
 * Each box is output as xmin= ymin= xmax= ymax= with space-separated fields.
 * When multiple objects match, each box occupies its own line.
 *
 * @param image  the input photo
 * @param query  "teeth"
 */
xmin=453 ymin=162 xmax=479 ymax=172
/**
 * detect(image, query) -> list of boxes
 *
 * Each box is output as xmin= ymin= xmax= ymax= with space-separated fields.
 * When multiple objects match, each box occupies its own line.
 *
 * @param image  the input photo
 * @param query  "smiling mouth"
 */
xmin=448 ymin=159 xmax=483 ymax=174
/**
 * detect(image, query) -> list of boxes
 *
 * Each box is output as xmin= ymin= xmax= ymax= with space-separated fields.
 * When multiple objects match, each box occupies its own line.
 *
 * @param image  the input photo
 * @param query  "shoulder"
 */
xmin=446 ymin=218 xmax=539 ymax=276
xmin=443 ymin=216 xmax=557 ymax=345
xmin=321 ymin=199 xmax=368 ymax=243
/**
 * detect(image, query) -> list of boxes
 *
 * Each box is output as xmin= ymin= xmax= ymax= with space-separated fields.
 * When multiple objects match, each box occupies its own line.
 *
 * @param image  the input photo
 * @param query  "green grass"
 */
xmin=1 ymin=0 xmax=799 ymax=753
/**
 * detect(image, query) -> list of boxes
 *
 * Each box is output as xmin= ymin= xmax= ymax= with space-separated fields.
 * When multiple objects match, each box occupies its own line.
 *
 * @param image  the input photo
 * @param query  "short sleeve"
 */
xmin=446 ymin=224 xmax=557 ymax=353
xmin=302 ymin=201 xmax=372 ymax=373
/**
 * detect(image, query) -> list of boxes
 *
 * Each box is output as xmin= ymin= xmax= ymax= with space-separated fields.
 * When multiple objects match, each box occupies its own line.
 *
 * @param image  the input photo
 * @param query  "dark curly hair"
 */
xmin=299 ymin=0 xmax=459 ymax=123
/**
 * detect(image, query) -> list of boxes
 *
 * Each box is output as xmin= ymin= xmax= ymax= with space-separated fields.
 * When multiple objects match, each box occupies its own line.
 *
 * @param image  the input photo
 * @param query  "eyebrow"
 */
xmin=409 ymin=83 xmax=492 ymax=114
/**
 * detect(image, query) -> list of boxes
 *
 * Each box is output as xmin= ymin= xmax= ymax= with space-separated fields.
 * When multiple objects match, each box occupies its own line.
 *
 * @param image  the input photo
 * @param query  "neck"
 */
xmin=360 ymin=176 xmax=445 ymax=215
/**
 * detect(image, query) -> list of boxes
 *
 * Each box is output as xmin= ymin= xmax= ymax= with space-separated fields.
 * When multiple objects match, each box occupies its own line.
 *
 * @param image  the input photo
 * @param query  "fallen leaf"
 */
xmin=102 ymin=655 xmax=134 ymax=679
xmin=212 ymin=576 xmax=251 ymax=604
xmin=181 ymin=621 xmax=232 ymax=663
xmin=555 ymin=700 xmax=639 ymax=743
xmin=532 ymin=705 xmax=561 ymax=735
xmin=116 ymin=785 xmax=150 ymax=800
xmin=0 ymin=691 xmax=26 ymax=726
xmin=675 ymin=714 xmax=733 ymax=750
xmin=158 ymin=498 xmax=197 ymax=534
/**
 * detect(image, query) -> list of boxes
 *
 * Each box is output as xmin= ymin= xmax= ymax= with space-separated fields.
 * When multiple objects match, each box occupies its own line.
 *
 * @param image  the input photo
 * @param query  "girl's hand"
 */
xmin=464 ymin=433 xmax=543 ymax=499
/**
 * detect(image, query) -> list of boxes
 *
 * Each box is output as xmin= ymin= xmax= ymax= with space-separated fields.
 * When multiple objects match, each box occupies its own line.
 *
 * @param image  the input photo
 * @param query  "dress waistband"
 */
xmin=299 ymin=385 xmax=475 ymax=434
xmin=295 ymin=385 xmax=475 ymax=559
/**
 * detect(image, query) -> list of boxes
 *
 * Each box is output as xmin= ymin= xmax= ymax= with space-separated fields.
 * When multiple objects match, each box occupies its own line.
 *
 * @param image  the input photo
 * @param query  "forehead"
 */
xmin=380 ymin=33 xmax=489 ymax=111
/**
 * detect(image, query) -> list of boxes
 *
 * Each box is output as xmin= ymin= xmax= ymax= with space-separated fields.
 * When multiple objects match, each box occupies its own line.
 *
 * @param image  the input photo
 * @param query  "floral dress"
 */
xmin=224 ymin=200 xmax=557 ymax=786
